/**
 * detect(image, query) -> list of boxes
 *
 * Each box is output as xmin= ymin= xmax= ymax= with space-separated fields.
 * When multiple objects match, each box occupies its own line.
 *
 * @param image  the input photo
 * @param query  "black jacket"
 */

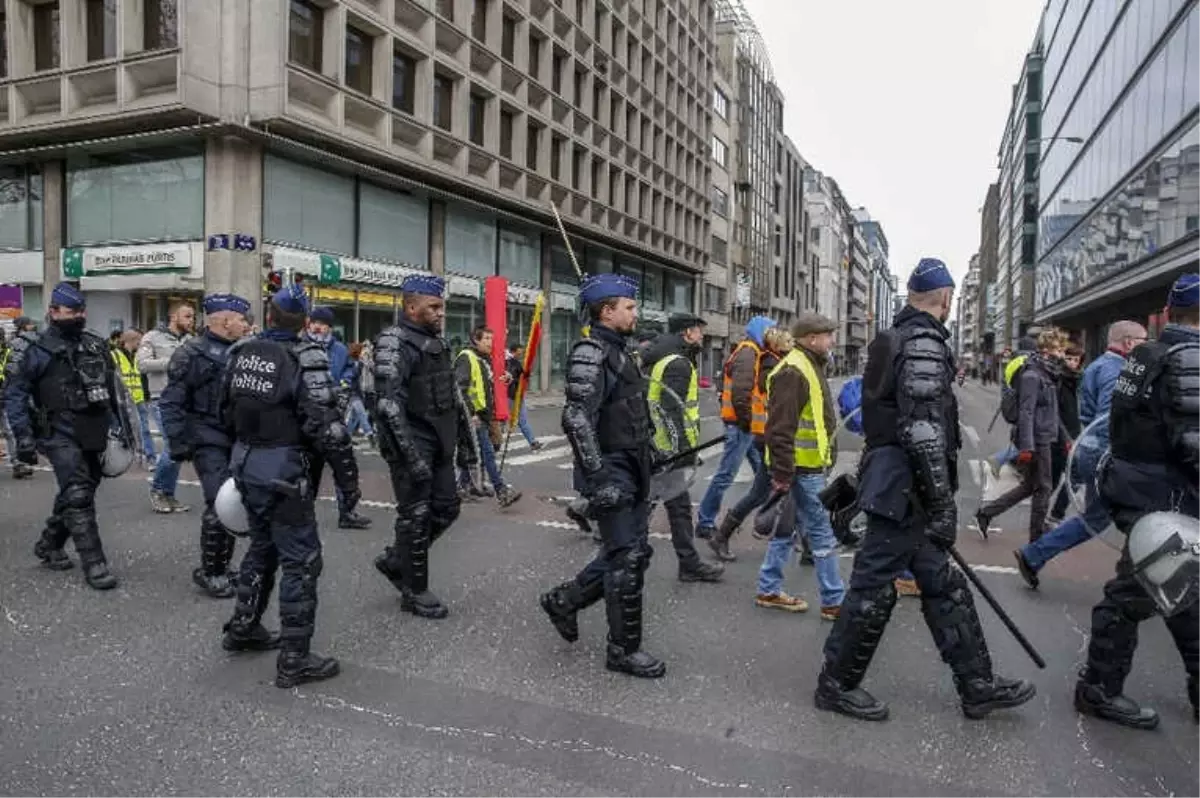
xmin=1014 ymin=354 xmax=1060 ymax=450
xmin=1057 ymin=367 xmax=1081 ymax=441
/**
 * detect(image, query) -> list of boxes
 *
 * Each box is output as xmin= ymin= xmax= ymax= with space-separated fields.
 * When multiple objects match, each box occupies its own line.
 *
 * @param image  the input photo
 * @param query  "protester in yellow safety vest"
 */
xmin=696 ymin=314 xmax=776 ymax=539
xmin=755 ymin=312 xmax=846 ymax=620
xmin=110 ymin=329 xmax=156 ymax=466
xmin=642 ymin=313 xmax=724 ymax=583
xmin=709 ymin=326 xmax=794 ymax=562
xmin=454 ymin=325 xmax=521 ymax=507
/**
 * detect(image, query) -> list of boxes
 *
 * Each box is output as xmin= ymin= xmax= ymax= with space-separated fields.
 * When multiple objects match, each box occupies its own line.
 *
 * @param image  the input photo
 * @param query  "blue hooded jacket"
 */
xmin=744 ymin=315 xmax=774 ymax=349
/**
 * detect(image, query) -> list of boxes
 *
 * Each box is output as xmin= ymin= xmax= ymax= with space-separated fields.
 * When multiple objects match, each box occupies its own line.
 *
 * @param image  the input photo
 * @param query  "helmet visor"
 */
xmin=1133 ymin=535 xmax=1200 ymax=617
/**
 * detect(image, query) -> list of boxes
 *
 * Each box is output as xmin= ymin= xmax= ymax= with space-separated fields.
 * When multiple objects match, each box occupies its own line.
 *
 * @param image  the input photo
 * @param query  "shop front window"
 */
xmin=262 ymin=154 xmax=355 ymax=255
xmin=445 ymin=205 xmax=497 ymax=279
xmin=550 ymin=309 xmax=581 ymax=389
xmin=550 ymin=243 xmax=582 ymax=290
xmin=444 ymin=297 xmax=483 ymax=356
xmin=0 ymin=165 xmax=43 ymax=251
xmin=498 ymin=224 xmax=540 ymax=285
xmin=358 ymin=182 xmax=429 ymax=266
xmin=67 ymin=147 xmax=204 ymax=246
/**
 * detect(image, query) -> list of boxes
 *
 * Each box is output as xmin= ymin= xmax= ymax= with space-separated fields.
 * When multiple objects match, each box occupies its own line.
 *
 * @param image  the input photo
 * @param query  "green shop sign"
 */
xmin=63 ymin=244 xmax=193 ymax=278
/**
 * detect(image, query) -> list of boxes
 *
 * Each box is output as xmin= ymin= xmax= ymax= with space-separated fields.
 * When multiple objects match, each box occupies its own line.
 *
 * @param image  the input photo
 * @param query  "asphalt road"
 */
xmin=0 ymin=379 xmax=1196 ymax=796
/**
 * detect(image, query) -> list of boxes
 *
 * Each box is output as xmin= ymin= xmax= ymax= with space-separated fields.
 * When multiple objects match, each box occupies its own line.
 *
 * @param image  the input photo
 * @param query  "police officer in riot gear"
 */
xmin=159 ymin=293 xmax=252 ymax=598
xmin=5 ymin=283 xmax=120 ymax=589
xmin=372 ymin=274 xmax=475 ymax=620
xmin=1076 ymin=273 xmax=1200 ymax=729
xmin=540 ymin=273 xmax=666 ymax=678
xmin=219 ymin=284 xmax=360 ymax=688
xmin=2 ymin=315 xmax=39 ymax=479
xmin=814 ymin=259 xmax=1036 ymax=721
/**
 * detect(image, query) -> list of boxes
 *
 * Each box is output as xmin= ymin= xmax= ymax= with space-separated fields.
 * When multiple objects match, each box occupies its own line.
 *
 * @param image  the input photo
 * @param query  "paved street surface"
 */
xmin=1 ymin=379 xmax=1196 ymax=796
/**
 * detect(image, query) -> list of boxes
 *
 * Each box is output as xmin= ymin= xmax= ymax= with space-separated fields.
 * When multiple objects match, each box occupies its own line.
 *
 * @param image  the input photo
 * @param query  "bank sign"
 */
xmin=62 ymin=244 xmax=192 ymax=278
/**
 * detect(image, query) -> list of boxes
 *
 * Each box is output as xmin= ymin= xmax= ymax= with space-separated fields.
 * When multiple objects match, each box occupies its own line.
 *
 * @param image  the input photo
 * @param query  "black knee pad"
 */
xmin=62 ymin=482 xmax=93 ymax=511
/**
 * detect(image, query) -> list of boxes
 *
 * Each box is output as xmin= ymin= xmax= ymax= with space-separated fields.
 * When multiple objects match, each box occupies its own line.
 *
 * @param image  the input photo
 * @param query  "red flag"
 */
xmin=510 ymin=292 xmax=545 ymax=431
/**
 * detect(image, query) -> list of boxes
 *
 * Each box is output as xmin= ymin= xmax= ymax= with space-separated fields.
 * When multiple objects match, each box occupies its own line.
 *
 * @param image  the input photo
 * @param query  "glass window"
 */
xmin=713 ymin=87 xmax=728 ymax=119
xmin=711 ymin=135 xmax=728 ymax=168
xmin=392 ymin=49 xmax=416 ymax=114
xmin=666 ymin=273 xmax=693 ymax=311
xmin=0 ymin=8 xmax=6 ymax=78
xmin=1164 ymin=19 xmax=1188 ymax=133
xmin=67 ymin=148 xmax=204 ymax=246
xmin=289 ymin=0 xmax=323 ymax=72
xmin=469 ymin=93 xmax=487 ymax=146
xmin=145 ymin=0 xmax=178 ymax=50
xmin=711 ymin=235 xmax=727 ymax=265
xmin=501 ymin=15 xmax=516 ymax=62
xmin=551 ymin=244 xmax=581 ymax=288
xmin=444 ymin=205 xmax=496 ymax=278
xmin=357 ymin=183 xmax=429 ymax=266
xmin=34 ymin=2 xmax=59 ymax=71
xmin=433 ymin=75 xmax=454 ymax=130
xmin=499 ymin=109 xmax=514 ymax=159
xmin=345 ymin=26 xmax=373 ymax=94
xmin=642 ymin=267 xmax=663 ymax=308
xmin=1186 ymin=8 xmax=1199 ymax=120
xmin=262 ymin=154 xmax=354 ymax=254
xmin=0 ymin=166 xmax=42 ymax=251
xmin=528 ymin=34 xmax=541 ymax=78
xmin=526 ymin=122 xmax=540 ymax=170
xmin=86 ymin=0 xmax=116 ymax=61
xmin=1145 ymin=48 xmax=1168 ymax=151
xmin=498 ymin=224 xmax=540 ymax=285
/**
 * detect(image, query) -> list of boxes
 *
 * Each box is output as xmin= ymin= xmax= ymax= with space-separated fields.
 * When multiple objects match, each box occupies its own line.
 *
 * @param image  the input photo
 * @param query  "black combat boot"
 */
xmin=708 ymin=515 xmax=739 ymax=562
xmin=13 ymin=462 xmax=34 ymax=479
xmin=921 ymin=564 xmax=1036 ymax=719
xmin=338 ymin=510 xmax=372 ymax=529
xmin=222 ymin=622 xmax=281 ymax=652
xmin=602 ymin=556 xmax=665 ymax=678
xmin=960 ymin=675 xmax=1037 ymax=720
xmin=195 ymin=512 xmax=236 ymax=598
xmin=539 ymin=580 xmax=596 ymax=642
xmin=400 ymin=589 xmax=449 ymax=619
xmin=83 ymin=561 xmax=118 ymax=590
xmin=276 ymin=645 xmax=340 ymax=689
xmin=812 ymin=583 xmax=896 ymax=721
xmin=497 ymin=484 xmax=522 ymax=508
xmin=1074 ymin=676 xmax=1159 ymax=730
xmin=33 ymin=538 xmax=73 ymax=571
xmin=678 ymin=560 xmax=724 ymax=582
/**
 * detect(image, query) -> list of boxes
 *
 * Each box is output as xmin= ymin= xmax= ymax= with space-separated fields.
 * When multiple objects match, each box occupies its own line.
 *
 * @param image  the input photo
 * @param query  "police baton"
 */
xmin=652 ymin=435 xmax=725 ymax=473
xmin=948 ymin=546 xmax=1046 ymax=669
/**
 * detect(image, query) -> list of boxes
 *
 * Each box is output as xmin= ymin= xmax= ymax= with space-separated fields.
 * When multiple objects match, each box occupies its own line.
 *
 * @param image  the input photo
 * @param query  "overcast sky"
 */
xmin=740 ymin=0 xmax=1045 ymax=285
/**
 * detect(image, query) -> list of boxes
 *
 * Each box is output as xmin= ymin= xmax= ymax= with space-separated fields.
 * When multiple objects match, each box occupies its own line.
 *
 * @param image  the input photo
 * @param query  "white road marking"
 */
xmin=505 ymin=446 xmax=574 ymax=466
xmin=961 ymin=423 xmax=981 ymax=448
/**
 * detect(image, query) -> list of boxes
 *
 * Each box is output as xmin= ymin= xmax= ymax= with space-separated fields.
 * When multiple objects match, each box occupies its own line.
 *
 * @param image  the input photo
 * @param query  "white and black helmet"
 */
xmin=1128 ymin=511 xmax=1200 ymax=616
xmin=99 ymin=430 xmax=135 ymax=478
xmin=214 ymin=477 xmax=251 ymax=536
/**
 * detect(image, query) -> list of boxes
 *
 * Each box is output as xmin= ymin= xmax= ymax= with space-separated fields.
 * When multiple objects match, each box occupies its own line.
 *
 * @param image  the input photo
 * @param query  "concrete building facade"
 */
xmin=703 ymin=54 xmax=734 ymax=378
xmin=851 ymin=208 xmax=894 ymax=339
xmin=977 ymin=181 xmax=1001 ymax=355
xmin=770 ymin=132 xmax=809 ymax=329
xmin=0 ymin=0 xmax=716 ymax=390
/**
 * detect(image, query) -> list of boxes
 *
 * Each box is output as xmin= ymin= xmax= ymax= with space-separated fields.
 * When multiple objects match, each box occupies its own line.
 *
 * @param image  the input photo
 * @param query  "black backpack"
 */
xmin=999 ymin=357 xmax=1028 ymax=425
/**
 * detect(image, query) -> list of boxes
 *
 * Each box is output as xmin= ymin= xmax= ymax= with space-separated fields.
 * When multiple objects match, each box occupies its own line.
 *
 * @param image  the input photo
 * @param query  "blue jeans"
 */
xmin=728 ymin=443 xmax=773 ymax=525
xmin=135 ymin=403 xmax=155 ymax=458
xmin=345 ymin=396 xmax=374 ymax=437
xmin=459 ymin=423 xmax=505 ymax=491
xmin=697 ymin=423 xmax=760 ymax=528
xmin=756 ymin=474 xmax=846 ymax=607
xmin=150 ymin=401 xmax=181 ymax=496
xmin=516 ymin=403 xmax=537 ymax=446
xmin=1021 ymin=447 xmax=1109 ymax=572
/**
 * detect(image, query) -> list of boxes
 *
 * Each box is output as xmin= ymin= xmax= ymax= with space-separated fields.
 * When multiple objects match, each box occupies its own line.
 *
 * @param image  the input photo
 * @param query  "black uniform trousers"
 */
xmin=230 ymin=447 xmax=322 ymax=653
xmin=822 ymin=512 xmax=993 ymax=688
xmin=661 ymin=492 xmax=703 ymax=571
xmin=383 ymin=439 xmax=460 ymax=596
xmin=308 ymin=453 xmax=354 ymax=517
xmin=979 ymin=443 xmax=1053 ymax=541
xmin=194 ymin=444 xmax=236 ymax=577
xmin=573 ymin=452 xmax=654 ymax=653
xmin=1083 ymin=509 xmax=1199 ymax=708
xmin=40 ymin=435 xmax=106 ymax=566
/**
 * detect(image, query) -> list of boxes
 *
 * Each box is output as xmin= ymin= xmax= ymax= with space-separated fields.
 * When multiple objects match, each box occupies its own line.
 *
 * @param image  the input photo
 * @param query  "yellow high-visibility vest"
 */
xmin=764 ymin=349 xmax=831 ymax=469
xmin=1004 ymin=354 xmax=1028 ymax=388
xmin=456 ymin=348 xmax=488 ymax=413
xmin=111 ymin=349 xmax=145 ymax=404
xmin=648 ymin=353 xmax=699 ymax=451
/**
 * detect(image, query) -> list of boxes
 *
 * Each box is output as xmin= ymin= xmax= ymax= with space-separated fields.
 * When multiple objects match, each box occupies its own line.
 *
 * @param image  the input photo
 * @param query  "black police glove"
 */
xmin=588 ymin=483 xmax=630 ymax=515
xmin=924 ymin=502 xmax=958 ymax=550
xmin=16 ymin=437 xmax=37 ymax=465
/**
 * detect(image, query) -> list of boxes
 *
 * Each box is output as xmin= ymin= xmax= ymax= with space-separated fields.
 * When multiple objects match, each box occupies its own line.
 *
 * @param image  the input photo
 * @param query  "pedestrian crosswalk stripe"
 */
xmin=505 ymin=445 xmax=573 ymax=466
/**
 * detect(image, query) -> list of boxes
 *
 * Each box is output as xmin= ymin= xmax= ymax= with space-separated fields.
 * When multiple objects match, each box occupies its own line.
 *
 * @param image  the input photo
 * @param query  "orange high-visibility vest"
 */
xmin=719 ymin=340 xmax=768 ymax=435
